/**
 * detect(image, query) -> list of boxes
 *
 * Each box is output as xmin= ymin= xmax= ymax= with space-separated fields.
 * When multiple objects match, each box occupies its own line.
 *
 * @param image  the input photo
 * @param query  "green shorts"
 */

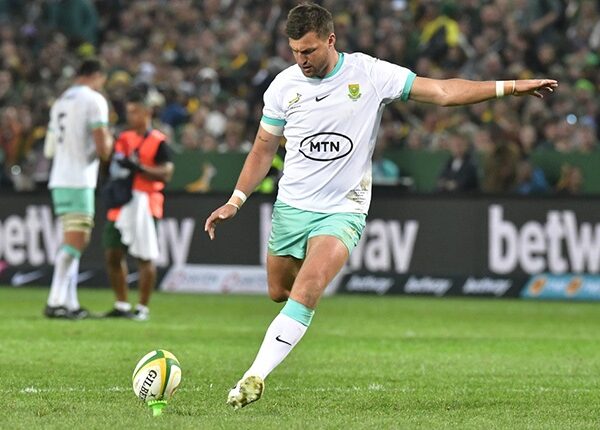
xmin=51 ymin=187 xmax=95 ymax=216
xmin=268 ymin=200 xmax=366 ymax=259
xmin=103 ymin=221 xmax=126 ymax=249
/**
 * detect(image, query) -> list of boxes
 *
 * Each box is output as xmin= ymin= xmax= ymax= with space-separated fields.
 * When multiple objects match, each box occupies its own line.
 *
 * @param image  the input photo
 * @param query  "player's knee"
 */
xmin=268 ymin=284 xmax=289 ymax=303
xmin=62 ymin=213 xmax=94 ymax=246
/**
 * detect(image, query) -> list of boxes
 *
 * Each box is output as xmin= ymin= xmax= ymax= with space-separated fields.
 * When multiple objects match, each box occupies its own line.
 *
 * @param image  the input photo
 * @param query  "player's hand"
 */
xmin=204 ymin=204 xmax=238 ymax=240
xmin=117 ymin=156 xmax=142 ymax=172
xmin=514 ymin=79 xmax=558 ymax=98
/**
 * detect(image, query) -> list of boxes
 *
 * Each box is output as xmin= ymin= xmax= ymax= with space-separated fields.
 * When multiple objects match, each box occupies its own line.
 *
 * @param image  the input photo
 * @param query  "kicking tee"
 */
xmin=262 ymin=52 xmax=415 ymax=214
xmin=48 ymin=85 xmax=109 ymax=189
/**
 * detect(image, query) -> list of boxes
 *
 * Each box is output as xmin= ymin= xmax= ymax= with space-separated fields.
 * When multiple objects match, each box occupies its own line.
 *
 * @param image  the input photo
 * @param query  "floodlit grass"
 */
xmin=1 ymin=287 xmax=600 ymax=429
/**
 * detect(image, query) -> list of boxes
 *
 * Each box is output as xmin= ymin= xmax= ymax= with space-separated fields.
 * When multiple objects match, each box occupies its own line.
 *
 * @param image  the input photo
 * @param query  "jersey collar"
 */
xmin=308 ymin=52 xmax=344 ymax=81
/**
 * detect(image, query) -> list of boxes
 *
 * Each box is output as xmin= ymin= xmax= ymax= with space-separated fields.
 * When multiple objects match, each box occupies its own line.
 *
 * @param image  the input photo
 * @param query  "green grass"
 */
xmin=1 ymin=287 xmax=600 ymax=429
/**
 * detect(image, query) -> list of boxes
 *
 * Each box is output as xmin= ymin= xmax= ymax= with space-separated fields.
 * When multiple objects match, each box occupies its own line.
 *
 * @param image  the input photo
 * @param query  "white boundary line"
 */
xmin=3 ymin=385 xmax=596 ymax=395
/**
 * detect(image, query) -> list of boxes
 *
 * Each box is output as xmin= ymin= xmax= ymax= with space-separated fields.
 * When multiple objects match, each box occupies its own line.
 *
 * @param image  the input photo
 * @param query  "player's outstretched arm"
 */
xmin=409 ymin=77 xmax=558 ymax=107
xmin=204 ymin=126 xmax=281 ymax=240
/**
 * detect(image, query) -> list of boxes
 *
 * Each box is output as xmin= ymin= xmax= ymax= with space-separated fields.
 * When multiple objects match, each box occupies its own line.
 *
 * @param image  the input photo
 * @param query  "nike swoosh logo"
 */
xmin=11 ymin=269 xmax=46 ymax=286
xmin=76 ymin=270 xmax=96 ymax=283
xmin=126 ymin=272 xmax=139 ymax=283
xmin=315 ymin=94 xmax=330 ymax=102
xmin=275 ymin=335 xmax=292 ymax=346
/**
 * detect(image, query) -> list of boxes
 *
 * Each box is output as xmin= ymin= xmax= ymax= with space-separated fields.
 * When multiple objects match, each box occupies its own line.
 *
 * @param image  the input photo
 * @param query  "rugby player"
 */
xmin=205 ymin=2 xmax=557 ymax=408
xmin=44 ymin=59 xmax=113 ymax=319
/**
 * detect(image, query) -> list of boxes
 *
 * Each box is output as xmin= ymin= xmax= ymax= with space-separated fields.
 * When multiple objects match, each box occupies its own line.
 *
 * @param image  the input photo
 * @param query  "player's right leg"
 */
xmin=266 ymin=253 xmax=302 ymax=302
xmin=45 ymin=241 xmax=77 ymax=319
xmin=227 ymin=202 xmax=364 ymax=409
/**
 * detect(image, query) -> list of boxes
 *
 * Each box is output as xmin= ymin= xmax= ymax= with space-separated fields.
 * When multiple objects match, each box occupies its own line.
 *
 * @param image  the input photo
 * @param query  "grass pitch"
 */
xmin=1 ymin=287 xmax=600 ymax=429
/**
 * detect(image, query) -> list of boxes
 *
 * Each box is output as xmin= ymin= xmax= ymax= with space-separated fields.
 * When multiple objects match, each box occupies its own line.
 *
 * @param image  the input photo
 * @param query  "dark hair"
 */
xmin=126 ymin=87 xmax=150 ymax=107
xmin=285 ymin=2 xmax=334 ymax=40
xmin=76 ymin=58 xmax=104 ymax=77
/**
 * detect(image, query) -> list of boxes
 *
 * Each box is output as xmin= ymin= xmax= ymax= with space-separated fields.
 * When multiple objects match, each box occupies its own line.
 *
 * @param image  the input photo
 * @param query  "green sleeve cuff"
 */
xmin=401 ymin=72 xmax=417 ymax=102
xmin=261 ymin=115 xmax=286 ymax=127
xmin=89 ymin=121 xmax=108 ymax=129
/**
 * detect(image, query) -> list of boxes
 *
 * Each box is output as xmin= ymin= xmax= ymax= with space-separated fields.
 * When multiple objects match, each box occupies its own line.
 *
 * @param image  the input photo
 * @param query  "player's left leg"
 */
xmin=104 ymin=246 xmax=132 ymax=318
xmin=250 ymin=234 xmax=349 ymax=375
xmin=288 ymin=234 xmax=349 ymax=307
xmin=134 ymin=258 xmax=156 ymax=321
xmin=228 ymin=235 xmax=350 ymax=409
xmin=103 ymin=221 xmax=134 ymax=318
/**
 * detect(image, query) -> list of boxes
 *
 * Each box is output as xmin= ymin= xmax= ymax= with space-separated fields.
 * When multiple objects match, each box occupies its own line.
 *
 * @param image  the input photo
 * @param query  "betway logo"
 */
xmin=345 ymin=275 xmax=394 ymax=295
xmin=0 ymin=205 xmax=195 ymax=267
xmin=348 ymin=219 xmax=418 ymax=273
xmin=404 ymin=276 xmax=452 ymax=296
xmin=462 ymin=277 xmax=512 ymax=296
xmin=489 ymin=205 xmax=600 ymax=274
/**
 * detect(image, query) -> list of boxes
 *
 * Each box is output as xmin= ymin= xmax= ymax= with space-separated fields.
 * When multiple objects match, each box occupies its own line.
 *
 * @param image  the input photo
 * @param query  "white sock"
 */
xmin=135 ymin=304 xmax=149 ymax=313
xmin=47 ymin=248 xmax=77 ymax=307
xmin=115 ymin=301 xmax=132 ymax=312
xmin=65 ymin=258 xmax=80 ymax=311
xmin=243 ymin=313 xmax=308 ymax=380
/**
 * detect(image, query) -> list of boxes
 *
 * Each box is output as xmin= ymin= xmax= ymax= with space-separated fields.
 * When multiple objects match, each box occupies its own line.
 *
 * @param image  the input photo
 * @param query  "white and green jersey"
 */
xmin=262 ymin=52 xmax=415 ymax=214
xmin=47 ymin=85 xmax=109 ymax=189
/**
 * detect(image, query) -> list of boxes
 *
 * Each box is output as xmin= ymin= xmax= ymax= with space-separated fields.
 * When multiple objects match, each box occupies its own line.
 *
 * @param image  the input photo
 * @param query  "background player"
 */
xmin=103 ymin=89 xmax=173 ymax=321
xmin=44 ymin=58 xmax=113 ymax=319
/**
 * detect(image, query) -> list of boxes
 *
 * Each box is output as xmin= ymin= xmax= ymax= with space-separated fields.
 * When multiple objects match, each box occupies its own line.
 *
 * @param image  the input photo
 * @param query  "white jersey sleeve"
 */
xmin=261 ymin=77 xmax=287 ymax=128
xmin=364 ymin=54 xmax=416 ymax=104
xmin=87 ymin=91 xmax=109 ymax=129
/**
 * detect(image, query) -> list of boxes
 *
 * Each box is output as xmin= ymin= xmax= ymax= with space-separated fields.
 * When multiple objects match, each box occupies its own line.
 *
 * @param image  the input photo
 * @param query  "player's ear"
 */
xmin=327 ymin=33 xmax=335 ymax=48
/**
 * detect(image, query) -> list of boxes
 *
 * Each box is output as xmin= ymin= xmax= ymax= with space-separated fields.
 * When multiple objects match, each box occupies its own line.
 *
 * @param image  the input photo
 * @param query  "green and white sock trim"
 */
xmin=280 ymin=298 xmax=314 ymax=327
xmin=62 ymin=244 xmax=81 ymax=259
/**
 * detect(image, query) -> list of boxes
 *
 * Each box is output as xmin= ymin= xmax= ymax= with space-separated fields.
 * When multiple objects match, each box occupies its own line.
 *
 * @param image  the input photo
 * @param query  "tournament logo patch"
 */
xmin=287 ymin=92 xmax=302 ymax=107
xmin=347 ymin=83 xmax=361 ymax=101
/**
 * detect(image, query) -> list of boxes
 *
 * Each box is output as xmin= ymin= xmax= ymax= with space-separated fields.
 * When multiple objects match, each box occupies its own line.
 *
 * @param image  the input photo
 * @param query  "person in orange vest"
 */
xmin=103 ymin=89 xmax=174 ymax=321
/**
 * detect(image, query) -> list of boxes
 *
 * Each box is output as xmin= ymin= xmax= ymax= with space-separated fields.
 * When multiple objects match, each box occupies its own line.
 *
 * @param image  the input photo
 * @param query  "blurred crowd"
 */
xmin=0 ymin=0 xmax=598 ymax=193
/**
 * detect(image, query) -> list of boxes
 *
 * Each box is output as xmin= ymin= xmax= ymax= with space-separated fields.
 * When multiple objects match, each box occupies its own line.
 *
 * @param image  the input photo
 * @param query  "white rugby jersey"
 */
xmin=47 ymin=85 xmax=109 ymax=189
xmin=262 ymin=52 xmax=416 ymax=214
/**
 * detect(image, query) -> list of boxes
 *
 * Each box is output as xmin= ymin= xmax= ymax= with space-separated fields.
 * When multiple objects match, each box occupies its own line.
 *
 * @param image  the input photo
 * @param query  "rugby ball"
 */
xmin=132 ymin=349 xmax=181 ymax=402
